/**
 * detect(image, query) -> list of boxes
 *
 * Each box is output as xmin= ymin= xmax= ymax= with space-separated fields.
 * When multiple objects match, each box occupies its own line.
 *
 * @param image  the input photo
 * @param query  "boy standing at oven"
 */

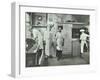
xmin=55 ymin=26 xmax=64 ymax=61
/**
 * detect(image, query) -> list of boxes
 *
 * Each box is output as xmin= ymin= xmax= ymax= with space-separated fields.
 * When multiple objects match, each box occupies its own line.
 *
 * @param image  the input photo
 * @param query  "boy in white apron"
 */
xmin=80 ymin=29 xmax=89 ymax=57
xmin=32 ymin=28 xmax=43 ymax=66
xmin=55 ymin=26 xmax=64 ymax=60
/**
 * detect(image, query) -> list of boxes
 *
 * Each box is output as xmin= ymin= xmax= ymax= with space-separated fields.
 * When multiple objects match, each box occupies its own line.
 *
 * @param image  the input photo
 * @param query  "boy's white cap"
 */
xmin=80 ymin=29 xmax=85 ymax=32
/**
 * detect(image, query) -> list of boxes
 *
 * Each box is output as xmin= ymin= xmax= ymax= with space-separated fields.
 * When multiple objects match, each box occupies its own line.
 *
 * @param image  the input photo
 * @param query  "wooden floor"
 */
xmin=41 ymin=52 xmax=89 ymax=66
xmin=26 ymin=52 xmax=89 ymax=67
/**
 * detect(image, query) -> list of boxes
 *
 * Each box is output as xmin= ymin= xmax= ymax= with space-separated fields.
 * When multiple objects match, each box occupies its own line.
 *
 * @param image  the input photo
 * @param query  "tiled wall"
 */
xmin=47 ymin=14 xmax=73 ymax=55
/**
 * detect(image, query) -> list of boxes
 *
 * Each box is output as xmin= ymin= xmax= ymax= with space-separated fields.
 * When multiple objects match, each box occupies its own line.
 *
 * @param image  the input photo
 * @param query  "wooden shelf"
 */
xmin=57 ymin=22 xmax=85 ymax=25
xmin=32 ymin=25 xmax=47 ymax=28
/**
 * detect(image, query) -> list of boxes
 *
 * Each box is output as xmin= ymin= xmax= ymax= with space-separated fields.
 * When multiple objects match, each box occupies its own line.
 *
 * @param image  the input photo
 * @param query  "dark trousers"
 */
xmin=56 ymin=50 xmax=62 ymax=60
xmin=37 ymin=49 xmax=42 ymax=65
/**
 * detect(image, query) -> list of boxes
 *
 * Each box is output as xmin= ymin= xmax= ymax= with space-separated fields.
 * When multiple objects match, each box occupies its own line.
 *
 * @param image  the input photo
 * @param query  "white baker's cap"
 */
xmin=80 ymin=29 xmax=85 ymax=32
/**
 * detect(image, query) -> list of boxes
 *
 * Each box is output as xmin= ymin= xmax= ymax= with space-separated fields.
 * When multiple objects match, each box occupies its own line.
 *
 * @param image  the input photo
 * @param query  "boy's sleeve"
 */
xmin=80 ymin=34 xmax=82 ymax=40
xmin=62 ymin=35 xmax=64 ymax=46
xmin=55 ymin=32 xmax=58 ymax=39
